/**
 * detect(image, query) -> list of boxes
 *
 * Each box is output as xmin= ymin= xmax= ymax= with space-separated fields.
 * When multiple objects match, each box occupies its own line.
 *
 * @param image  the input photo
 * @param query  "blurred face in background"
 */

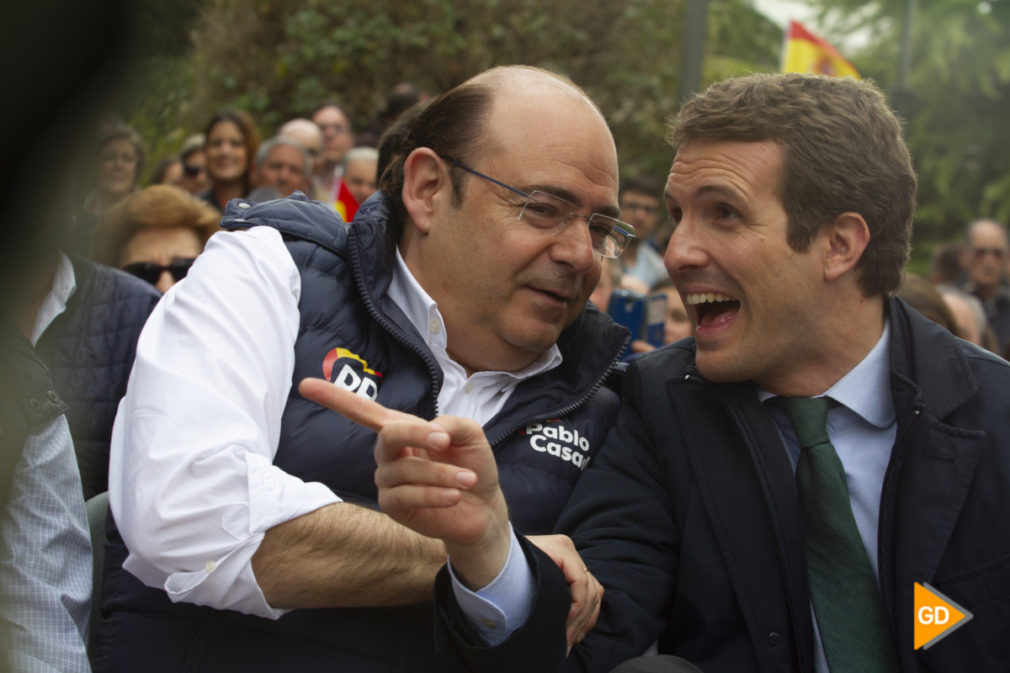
xmin=97 ymin=137 xmax=139 ymax=202
xmin=343 ymin=155 xmax=377 ymax=205
xmin=206 ymin=120 xmax=248 ymax=184
xmin=118 ymin=227 xmax=203 ymax=294
xmin=966 ymin=220 xmax=1009 ymax=297
xmin=620 ymin=189 xmax=661 ymax=241
xmin=658 ymin=285 xmax=693 ymax=344
xmin=257 ymin=143 xmax=306 ymax=197
xmin=181 ymin=149 xmax=210 ymax=194
xmin=313 ymin=105 xmax=353 ymax=168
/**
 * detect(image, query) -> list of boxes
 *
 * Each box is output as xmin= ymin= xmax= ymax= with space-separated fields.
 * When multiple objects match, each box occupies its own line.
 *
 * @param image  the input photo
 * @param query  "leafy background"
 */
xmin=111 ymin=0 xmax=1010 ymax=273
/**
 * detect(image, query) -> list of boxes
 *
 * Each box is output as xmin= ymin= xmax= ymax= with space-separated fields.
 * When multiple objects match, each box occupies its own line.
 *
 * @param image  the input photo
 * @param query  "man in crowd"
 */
xmin=342 ymin=146 xmax=379 ymax=206
xmin=278 ymin=118 xmax=324 ymax=194
xmin=311 ymin=101 xmax=355 ymax=203
xmin=617 ymin=176 xmax=668 ymax=290
xmin=353 ymin=73 xmax=1010 ymax=673
xmin=252 ymin=135 xmax=311 ymax=199
xmin=962 ymin=218 xmax=1010 ymax=354
xmin=94 ymin=65 xmax=631 ymax=672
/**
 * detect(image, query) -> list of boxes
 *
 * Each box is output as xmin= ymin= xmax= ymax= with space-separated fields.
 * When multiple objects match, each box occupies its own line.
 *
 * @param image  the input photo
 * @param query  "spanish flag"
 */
xmin=334 ymin=179 xmax=361 ymax=222
xmin=782 ymin=20 xmax=859 ymax=79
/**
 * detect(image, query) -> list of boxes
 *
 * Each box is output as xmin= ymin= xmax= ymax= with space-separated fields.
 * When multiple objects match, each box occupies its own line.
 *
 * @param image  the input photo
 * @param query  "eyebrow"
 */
xmin=525 ymin=184 xmax=621 ymax=219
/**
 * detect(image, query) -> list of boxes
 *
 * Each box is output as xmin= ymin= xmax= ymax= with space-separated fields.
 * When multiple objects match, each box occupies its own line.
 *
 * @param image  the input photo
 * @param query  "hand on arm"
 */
xmin=528 ymin=534 xmax=603 ymax=650
xmin=298 ymin=378 xmax=513 ymax=591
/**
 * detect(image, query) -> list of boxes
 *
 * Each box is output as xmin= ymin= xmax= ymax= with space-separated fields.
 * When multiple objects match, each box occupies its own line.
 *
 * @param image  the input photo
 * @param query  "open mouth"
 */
xmin=685 ymin=292 xmax=740 ymax=329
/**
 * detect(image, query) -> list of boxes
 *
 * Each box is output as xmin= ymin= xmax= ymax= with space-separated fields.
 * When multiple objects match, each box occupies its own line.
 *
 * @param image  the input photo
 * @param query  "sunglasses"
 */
xmin=183 ymin=163 xmax=206 ymax=177
xmin=122 ymin=258 xmax=196 ymax=286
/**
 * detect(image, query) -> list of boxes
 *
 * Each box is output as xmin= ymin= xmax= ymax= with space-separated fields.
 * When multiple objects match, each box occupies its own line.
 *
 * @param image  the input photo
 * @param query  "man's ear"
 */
xmin=823 ymin=212 xmax=871 ymax=282
xmin=401 ymin=148 xmax=448 ymax=235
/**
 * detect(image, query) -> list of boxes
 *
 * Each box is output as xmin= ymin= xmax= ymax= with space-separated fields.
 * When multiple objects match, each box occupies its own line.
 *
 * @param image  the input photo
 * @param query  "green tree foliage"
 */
xmin=810 ymin=0 xmax=1010 ymax=262
xmin=119 ymin=0 xmax=781 ymax=189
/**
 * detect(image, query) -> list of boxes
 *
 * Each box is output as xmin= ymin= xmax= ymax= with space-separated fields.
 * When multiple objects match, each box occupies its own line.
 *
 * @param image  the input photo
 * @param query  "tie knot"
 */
xmin=774 ymin=396 xmax=832 ymax=450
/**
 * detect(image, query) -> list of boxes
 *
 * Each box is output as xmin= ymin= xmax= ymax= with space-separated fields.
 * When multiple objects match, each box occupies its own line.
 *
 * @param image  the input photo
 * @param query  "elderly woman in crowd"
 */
xmin=71 ymin=121 xmax=147 ymax=255
xmin=91 ymin=185 xmax=221 ymax=293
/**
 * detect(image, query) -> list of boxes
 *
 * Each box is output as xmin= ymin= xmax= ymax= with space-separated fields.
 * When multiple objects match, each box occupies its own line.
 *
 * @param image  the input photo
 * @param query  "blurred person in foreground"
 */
xmin=93 ymin=65 xmax=633 ymax=672
xmin=91 ymin=184 xmax=221 ymax=294
xmin=961 ymin=219 xmax=1010 ymax=354
xmin=1 ymin=0 xmax=144 ymax=669
xmin=350 ymin=73 xmax=1010 ymax=673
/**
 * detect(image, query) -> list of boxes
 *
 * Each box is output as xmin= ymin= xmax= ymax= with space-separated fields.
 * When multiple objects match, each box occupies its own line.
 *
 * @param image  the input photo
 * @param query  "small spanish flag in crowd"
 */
xmin=334 ymin=180 xmax=361 ymax=222
xmin=781 ymin=20 xmax=859 ymax=79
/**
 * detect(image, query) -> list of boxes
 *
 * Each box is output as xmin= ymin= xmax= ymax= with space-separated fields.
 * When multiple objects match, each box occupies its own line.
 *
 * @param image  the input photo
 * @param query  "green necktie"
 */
xmin=775 ymin=396 xmax=900 ymax=673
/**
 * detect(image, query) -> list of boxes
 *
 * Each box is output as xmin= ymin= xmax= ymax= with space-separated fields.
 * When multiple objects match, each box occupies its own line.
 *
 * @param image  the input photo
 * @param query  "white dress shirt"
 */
xmin=109 ymin=226 xmax=561 ymax=619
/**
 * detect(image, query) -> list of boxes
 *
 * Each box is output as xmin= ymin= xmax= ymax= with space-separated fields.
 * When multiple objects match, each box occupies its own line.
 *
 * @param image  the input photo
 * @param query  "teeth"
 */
xmin=685 ymin=292 xmax=734 ymax=305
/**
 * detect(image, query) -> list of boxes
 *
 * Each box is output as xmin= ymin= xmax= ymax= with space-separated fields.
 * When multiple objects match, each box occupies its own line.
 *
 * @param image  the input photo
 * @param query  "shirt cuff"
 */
xmin=448 ymin=526 xmax=535 ymax=646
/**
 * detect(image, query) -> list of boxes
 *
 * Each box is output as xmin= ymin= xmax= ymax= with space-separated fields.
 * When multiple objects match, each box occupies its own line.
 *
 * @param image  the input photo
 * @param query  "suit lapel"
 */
xmin=672 ymin=375 xmax=817 ymax=672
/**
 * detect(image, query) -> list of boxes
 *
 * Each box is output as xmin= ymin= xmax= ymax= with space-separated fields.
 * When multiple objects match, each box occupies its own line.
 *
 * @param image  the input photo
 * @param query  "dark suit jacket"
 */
xmin=437 ymin=298 xmax=1010 ymax=673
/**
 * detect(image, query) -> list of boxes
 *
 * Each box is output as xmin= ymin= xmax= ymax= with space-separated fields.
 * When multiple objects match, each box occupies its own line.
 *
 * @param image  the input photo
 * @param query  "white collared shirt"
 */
xmin=31 ymin=252 xmax=76 ymax=347
xmin=388 ymin=248 xmax=562 ymax=427
xmin=110 ymin=226 xmax=563 ymax=618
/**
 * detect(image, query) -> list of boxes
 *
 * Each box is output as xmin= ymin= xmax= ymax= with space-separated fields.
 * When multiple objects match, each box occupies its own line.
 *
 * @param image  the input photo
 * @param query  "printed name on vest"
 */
xmin=523 ymin=421 xmax=591 ymax=471
xmin=322 ymin=347 xmax=384 ymax=400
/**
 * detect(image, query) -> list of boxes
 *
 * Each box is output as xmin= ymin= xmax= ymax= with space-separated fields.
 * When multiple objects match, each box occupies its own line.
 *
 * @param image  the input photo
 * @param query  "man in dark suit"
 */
xmin=328 ymin=73 xmax=1010 ymax=673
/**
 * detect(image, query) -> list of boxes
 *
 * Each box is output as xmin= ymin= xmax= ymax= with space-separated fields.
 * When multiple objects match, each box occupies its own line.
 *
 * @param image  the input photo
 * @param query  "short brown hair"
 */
xmin=91 ymin=185 xmax=222 ymax=266
xmin=668 ymin=73 xmax=917 ymax=297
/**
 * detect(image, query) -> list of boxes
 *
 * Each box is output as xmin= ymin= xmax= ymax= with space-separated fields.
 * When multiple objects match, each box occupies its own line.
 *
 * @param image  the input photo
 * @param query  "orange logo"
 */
xmin=913 ymin=582 xmax=973 ymax=650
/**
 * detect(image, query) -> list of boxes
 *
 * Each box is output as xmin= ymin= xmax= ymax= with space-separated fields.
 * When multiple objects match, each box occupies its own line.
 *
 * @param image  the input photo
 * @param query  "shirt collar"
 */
xmin=825 ymin=318 xmax=894 ymax=428
xmin=31 ymin=252 xmax=77 ymax=346
xmin=387 ymin=247 xmax=562 ymax=378
xmin=757 ymin=317 xmax=894 ymax=429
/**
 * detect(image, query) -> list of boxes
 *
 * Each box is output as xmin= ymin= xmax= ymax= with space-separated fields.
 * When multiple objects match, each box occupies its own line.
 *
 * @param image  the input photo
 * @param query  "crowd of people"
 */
xmin=3 ymin=64 xmax=1010 ymax=673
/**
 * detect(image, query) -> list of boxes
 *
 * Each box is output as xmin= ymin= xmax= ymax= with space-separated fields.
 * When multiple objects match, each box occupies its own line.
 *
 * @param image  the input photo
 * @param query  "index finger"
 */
xmin=298 ymin=377 xmax=418 ymax=432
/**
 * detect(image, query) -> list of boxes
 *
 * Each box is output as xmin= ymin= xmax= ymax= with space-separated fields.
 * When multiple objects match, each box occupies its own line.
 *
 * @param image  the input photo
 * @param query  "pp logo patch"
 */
xmin=523 ymin=421 xmax=592 ymax=470
xmin=322 ymin=348 xmax=383 ymax=400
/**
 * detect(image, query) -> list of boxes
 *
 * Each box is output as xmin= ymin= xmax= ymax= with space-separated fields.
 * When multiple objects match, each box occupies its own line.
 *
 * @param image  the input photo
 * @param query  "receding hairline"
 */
xmin=464 ymin=66 xmax=610 ymax=163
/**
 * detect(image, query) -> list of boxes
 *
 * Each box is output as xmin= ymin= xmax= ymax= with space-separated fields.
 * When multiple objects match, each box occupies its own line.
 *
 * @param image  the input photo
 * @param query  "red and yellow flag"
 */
xmin=782 ymin=20 xmax=859 ymax=79
xmin=334 ymin=179 xmax=361 ymax=222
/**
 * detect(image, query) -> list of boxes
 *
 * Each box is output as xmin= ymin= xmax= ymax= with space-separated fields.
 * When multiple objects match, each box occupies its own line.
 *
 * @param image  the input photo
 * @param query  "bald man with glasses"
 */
xmin=94 ymin=66 xmax=632 ymax=673
xmin=963 ymin=218 xmax=1010 ymax=354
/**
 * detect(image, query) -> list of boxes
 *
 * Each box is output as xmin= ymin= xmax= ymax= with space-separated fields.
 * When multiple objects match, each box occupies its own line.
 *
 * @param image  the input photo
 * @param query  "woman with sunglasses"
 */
xmin=91 ymin=185 xmax=221 ymax=293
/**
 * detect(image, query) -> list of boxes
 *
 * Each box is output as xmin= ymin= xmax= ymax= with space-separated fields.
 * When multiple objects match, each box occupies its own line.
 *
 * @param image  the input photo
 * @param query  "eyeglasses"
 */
xmin=449 ymin=160 xmax=634 ymax=259
xmin=122 ymin=258 xmax=196 ymax=286
xmin=973 ymin=247 xmax=1006 ymax=260
xmin=183 ymin=163 xmax=206 ymax=177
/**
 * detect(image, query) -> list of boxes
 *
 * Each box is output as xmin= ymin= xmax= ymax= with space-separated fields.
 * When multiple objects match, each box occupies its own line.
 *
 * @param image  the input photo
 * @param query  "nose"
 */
xmin=664 ymin=216 xmax=708 ymax=278
xmin=549 ymin=216 xmax=598 ymax=273
xmin=156 ymin=270 xmax=176 ymax=294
